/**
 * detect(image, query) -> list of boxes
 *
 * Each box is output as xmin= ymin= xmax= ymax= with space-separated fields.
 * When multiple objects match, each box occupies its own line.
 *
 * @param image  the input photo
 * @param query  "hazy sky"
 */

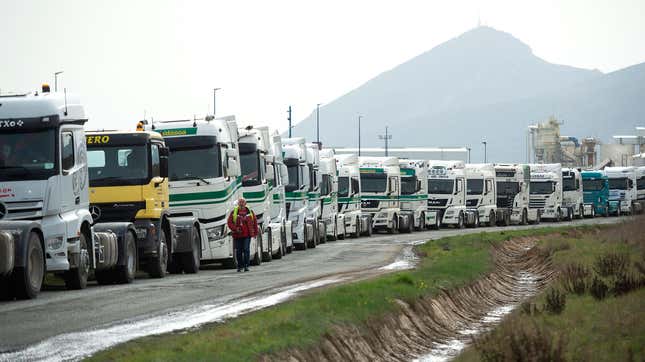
xmin=1 ymin=0 xmax=644 ymax=134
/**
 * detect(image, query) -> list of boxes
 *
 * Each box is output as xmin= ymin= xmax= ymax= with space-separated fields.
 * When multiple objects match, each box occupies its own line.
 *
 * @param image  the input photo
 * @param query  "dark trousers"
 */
xmin=234 ymin=237 xmax=251 ymax=269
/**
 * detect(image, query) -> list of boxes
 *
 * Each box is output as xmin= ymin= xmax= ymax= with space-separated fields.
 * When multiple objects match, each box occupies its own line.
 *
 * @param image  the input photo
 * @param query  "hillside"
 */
xmin=290 ymin=26 xmax=644 ymax=162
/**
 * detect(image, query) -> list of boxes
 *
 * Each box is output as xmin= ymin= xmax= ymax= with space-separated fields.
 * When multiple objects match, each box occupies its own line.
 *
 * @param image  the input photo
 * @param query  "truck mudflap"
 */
xmin=166 ymin=216 xmax=198 ymax=254
xmin=583 ymin=203 xmax=595 ymax=217
xmin=92 ymin=222 xmax=136 ymax=267
xmin=0 ymin=221 xmax=41 ymax=270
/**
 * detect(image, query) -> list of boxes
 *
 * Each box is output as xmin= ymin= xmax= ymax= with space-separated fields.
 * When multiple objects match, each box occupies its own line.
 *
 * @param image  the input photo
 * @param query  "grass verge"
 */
xmin=89 ymin=226 xmax=595 ymax=362
xmin=457 ymin=219 xmax=645 ymax=362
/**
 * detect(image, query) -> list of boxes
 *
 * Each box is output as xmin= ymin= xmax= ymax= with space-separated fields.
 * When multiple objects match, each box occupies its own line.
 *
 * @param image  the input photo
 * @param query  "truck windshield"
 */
xmin=583 ymin=179 xmax=605 ymax=191
xmin=87 ymin=145 xmax=149 ymax=186
xmin=467 ymin=179 xmax=483 ymax=195
xmin=320 ymin=174 xmax=331 ymax=196
xmin=286 ymin=164 xmax=301 ymax=192
xmin=240 ymin=151 xmax=262 ymax=186
xmin=165 ymin=137 xmax=222 ymax=181
xmin=563 ymin=176 xmax=577 ymax=191
xmin=0 ymin=129 xmax=57 ymax=181
xmin=530 ymin=181 xmax=555 ymax=194
xmin=428 ymin=179 xmax=454 ymax=194
xmin=361 ymin=173 xmax=387 ymax=193
xmin=608 ymin=177 xmax=629 ymax=190
xmin=401 ymin=176 xmax=418 ymax=195
xmin=497 ymin=181 xmax=519 ymax=195
xmin=338 ymin=176 xmax=349 ymax=197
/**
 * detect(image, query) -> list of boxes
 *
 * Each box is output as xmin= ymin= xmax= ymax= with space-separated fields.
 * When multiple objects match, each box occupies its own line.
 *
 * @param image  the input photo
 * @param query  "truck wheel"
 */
xmin=366 ymin=217 xmax=373 ymax=236
xmin=388 ymin=215 xmax=398 ymax=234
xmin=181 ymin=227 xmax=201 ymax=273
xmin=338 ymin=222 xmax=346 ymax=240
xmin=578 ymin=205 xmax=584 ymax=219
xmin=488 ymin=211 xmax=496 ymax=227
xmin=251 ymin=236 xmax=262 ymax=266
xmin=352 ymin=217 xmax=361 ymax=238
xmin=115 ymin=231 xmax=137 ymax=284
xmin=14 ymin=232 xmax=45 ymax=299
xmin=262 ymin=229 xmax=273 ymax=262
xmin=307 ymin=223 xmax=317 ymax=249
xmin=417 ymin=213 xmax=426 ymax=231
xmin=319 ymin=223 xmax=327 ymax=244
xmin=457 ymin=213 xmax=465 ymax=229
xmin=520 ymin=209 xmax=528 ymax=225
xmin=148 ymin=228 xmax=168 ymax=278
xmin=64 ymin=232 xmax=89 ymax=290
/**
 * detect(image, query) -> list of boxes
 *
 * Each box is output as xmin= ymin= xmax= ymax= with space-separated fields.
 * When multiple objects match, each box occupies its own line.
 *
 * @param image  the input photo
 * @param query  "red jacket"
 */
xmin=227 ymin=206 xmax=259 ymax=239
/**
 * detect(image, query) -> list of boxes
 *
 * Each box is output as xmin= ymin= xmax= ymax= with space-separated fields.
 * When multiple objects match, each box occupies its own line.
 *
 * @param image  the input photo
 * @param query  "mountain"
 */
xmin=290 ymin=26 xmax=645 ymax=162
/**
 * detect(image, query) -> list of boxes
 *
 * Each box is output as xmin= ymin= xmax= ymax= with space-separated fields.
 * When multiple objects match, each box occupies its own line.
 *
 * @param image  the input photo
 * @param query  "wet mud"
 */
xmin=267 ymin=237 xmax=555 ymax=362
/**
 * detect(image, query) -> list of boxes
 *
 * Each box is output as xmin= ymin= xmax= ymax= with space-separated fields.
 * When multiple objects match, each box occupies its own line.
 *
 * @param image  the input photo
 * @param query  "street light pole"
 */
xmin=287 ymin=105 xmax=293 ymax=138
xmin=482 ymin=140 xmax=488 ymax=163
xmin=316 ymin=103 xmax=321 ymax=145
xmin=378 ymin=126 xmax=392 ymax=156
xmin=358 ymin=115 xmax=362 ymax=156
xmin=213 ymin=88 xmax=221 ymax=115
xmin=54 ymin=71 xmax=63 ymax=92
xmin=467 ymin=147 xmax=471 ymax=163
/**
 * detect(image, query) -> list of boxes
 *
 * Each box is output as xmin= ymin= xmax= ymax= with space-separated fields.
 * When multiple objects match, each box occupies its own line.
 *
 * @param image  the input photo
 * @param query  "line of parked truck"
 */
xmin=1 ymin=86 xmax=643 ymax=300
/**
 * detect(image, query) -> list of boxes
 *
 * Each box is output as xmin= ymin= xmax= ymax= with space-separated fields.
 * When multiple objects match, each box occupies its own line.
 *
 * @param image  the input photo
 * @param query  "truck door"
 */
xmin=456 ymin=178 xmax=465 ymax=206
xmin=59 ymin=128 xmax=88 ymax=238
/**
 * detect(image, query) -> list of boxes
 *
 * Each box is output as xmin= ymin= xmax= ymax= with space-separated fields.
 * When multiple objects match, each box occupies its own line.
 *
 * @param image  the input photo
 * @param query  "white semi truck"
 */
xmin=238 ymin=125 xmax=282 ymax=261
xmin=148 ymin=116 xmax=261 ymax=269
xmin=399 ymin=159 xmax=439 ymax=230
xmin=562 ymin=167 xmax=584 ymax=219
xmin=0 ymin=88 xmax=139 ymax=299
xmin=282 ymin=138 xmax=317 ymax=249
xmin=494 ymin=164 xmax=540 ymax=225
xmin=529 ymin=163 xmax=572 ymax=221
xmin=334 ymin=154 xmax=370 ymax=238
xmin=427 ymin=160 xmax=476 ymax=228
xmin=465 ymin=163 xmax=498 ymax=226
xmin=319 ymin=149 xmax=344 ymax=240
xmin=637 ymin=166 xmax=645 ymax=210
xmin=359 ymin=157 xmax=412 ymax=233
xmin=306 ymin=143 xmax=326 ymax=243
xmin=605 ymin=166 xmax=642 ymax=215
xmin=257 ymin=127 xmax=293 ymax=255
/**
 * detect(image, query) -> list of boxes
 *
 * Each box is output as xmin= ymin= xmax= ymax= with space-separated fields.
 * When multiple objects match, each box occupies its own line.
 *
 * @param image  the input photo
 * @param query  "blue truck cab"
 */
xmin=581 ymin=170 xmax=609 ymax=217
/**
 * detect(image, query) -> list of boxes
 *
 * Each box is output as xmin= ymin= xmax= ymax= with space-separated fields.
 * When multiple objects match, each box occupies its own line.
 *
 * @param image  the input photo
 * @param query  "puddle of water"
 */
xmin=379 ymin=246 xmax=419 ymax=271
xmin=0 ymin=278 xmax=343 ymax=362
xmin=413 ymin=272 xmax=537 ymax=362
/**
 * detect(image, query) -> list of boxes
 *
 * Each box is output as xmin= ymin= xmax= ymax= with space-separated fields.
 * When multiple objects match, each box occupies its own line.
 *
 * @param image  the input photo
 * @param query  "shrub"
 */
xmin=544 ymin=288 xmax=566 ymax=314
xmin=590 ymin=276 xmax=608 ymax=300
xmin=593 ymin=252 xmax=629 ymax=277
xmin=520 ymin=301 xmax=540 ymax=316
xmin=474 ymin=319 xmax=566 ymax=362
xmin=611 ymin=272 xmax=643 ymax=296
xmin=559 ymin=263 xmax=589 ymax=295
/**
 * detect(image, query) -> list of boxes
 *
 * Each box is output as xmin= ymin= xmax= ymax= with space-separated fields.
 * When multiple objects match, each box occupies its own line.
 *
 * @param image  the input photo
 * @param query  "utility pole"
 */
xmin=316 ymin=103 xmax=321 ymax=145
xmin=358 ymin=115 xmax=363 ymax=156
xmin=482 ymin=140 xmax=488 ymax=163
xmin=54 ymin=71 xmax=63 ymax=92
xmin=287 ymin=105 xmax=292 ymax=137
xmin=467 ymin=147 xmax=471 ymax=163
xmin=378 ymin=126 xmax=392 ymax=156
xmin=213 ymin=88 xmax=221 ymax=115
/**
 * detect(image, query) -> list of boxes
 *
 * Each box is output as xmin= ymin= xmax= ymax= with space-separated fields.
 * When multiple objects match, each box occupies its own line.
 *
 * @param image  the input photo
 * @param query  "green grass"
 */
xmin=457 ymin=220 xmax=645 ymax=362
xmin=88 ymin=226 xmax=597 ymax=362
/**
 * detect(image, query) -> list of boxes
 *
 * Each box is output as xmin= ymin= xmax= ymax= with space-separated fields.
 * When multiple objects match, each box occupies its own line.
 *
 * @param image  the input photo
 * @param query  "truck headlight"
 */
xmin=46 ymin=236 xmax=64 ymax=250
xmin=206 ymin=226 xmax=225 ymax=241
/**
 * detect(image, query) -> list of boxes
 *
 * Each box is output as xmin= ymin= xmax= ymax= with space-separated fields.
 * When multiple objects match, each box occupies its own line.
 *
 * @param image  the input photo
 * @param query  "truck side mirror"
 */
xmin=227 ymin=158 xmax=240 ymax=177
xmin=266 ymin=165 xmax=275 ymax=182
xmin=160 ymin=147 xmax=169 ymax=178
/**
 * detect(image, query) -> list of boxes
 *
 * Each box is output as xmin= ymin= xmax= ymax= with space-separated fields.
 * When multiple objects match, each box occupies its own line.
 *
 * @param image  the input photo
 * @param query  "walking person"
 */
xmin=227 ymin=198 xmax=259 ymax=272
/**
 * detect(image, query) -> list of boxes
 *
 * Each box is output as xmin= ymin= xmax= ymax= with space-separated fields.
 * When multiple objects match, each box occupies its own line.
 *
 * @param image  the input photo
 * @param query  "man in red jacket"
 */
xmin=227 ymin=198 xmax=259 ymax=272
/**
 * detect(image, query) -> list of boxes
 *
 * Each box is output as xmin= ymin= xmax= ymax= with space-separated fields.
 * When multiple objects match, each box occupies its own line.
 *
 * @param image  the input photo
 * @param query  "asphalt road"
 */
xmin=0 ymin=216 xmax=622 ymax=352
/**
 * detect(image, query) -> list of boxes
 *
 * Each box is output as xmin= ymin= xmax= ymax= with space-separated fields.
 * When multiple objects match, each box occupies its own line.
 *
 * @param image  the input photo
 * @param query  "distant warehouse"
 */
xmin=332 ymin=147 xmax=469 ymax=162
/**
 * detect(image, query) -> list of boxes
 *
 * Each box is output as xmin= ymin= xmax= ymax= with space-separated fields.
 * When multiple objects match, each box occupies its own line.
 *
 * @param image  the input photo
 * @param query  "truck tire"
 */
xmin=307 ymin=223 xmax=317 ymax=249
xmin=388 ymin=215 xmax=398 ymax=234
xmin=352 ymin=216 xmax=361 ymax=238
xmin=457 ymin=212 xmax=465 ymax=229
xmin=319 ymin=223 xmax=327 ymax=244
xmin=251 ymin=236 xmax=262 ymax=266
xmin=115 ymin=231 xmax=137 ymax=284
xmin=14 ymin=232 xmax=45 ymax=299
xmin=365 ymin=217 xmax=373 ymax=236
xmin=578 ymin=205 xmax=584 ymax=219
xmin=520 ymin=209 xmax=528 ymax=225
xmin=487 ymin=211 xmax=496 ymax=227
xmin=262 ymin=229 xmax=273 ymax=262
xmin=338 ymin=222 xmax=346 ymax=240
xmin=181 ymin=227 xmax=201 ymax=273
xmin=147 ymin=228 xmax=168 ymax=278
xmin=64 ymin=232 xmax=89 ymax=290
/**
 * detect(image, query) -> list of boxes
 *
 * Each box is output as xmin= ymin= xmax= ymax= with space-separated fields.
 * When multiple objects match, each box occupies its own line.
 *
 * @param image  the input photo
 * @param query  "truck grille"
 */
xmin=529 ymin=198 xmax=546 ymax=209
xmin=497 ymin=196 xmax=513 ymax=209
xmin=427 ymin=199 xmax=448 ymax=207
xmin=583 ymin=194 xmax=596 ymax=203
xmin=361 ymin=200 xmax=379 ymax=209
xmin=2 ymin=200 xmax=43 ymax=220
xmin=466 ymin=199 xmax=478 ymax=207
xmin=90 ymin=202 xmax=146 ymax=223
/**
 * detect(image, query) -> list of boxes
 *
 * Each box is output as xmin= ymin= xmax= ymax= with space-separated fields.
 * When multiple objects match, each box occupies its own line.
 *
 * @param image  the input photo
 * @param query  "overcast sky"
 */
xmin=1 ymin=0 xmax=644 ymax=134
